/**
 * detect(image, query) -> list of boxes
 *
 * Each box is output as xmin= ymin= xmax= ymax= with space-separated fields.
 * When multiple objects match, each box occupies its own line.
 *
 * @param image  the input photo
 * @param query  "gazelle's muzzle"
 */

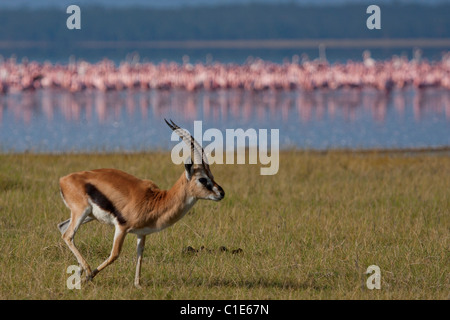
xmin=213 ymin=184 xmax=225 ymax=201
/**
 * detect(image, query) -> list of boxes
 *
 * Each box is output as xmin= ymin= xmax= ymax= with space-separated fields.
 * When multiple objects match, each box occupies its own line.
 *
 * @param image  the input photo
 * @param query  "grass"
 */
xmin=0 ymin=150 xmax=448 ymax=299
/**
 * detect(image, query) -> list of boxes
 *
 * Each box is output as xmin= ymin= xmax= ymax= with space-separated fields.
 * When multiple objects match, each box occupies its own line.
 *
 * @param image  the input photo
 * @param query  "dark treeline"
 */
xmin=0 ymin=3 xmax=449 ymax=42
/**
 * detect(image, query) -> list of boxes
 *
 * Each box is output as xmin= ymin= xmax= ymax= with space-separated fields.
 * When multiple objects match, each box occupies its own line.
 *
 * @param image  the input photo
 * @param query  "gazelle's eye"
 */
xmin=198 ymin=178 xmax=208 ymax=185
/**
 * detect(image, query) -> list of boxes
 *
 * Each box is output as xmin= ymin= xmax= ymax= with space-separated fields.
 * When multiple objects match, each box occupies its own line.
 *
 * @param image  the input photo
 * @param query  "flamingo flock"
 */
xmin=0 ymin=52 xmax=450 ymax=94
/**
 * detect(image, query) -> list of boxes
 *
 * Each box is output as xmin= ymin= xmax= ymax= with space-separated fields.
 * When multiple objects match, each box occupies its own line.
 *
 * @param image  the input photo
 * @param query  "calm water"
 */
xmin=0 ymin=88 xmax=449 ymax=152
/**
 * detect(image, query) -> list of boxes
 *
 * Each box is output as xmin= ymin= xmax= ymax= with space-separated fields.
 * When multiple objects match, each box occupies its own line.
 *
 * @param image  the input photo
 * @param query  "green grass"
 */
xmin=0 ymin=151 xmax=448 ymax=299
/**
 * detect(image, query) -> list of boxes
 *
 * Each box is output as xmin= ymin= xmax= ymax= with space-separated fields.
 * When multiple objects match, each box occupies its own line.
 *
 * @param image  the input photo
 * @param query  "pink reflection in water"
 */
xmin=0 ymin=88 xmax=449 ymax=126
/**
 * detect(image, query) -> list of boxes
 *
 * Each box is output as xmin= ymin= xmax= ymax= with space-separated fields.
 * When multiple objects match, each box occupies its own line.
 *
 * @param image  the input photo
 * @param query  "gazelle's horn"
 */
xmin=165 ymin=119 xmax=209 ymax=166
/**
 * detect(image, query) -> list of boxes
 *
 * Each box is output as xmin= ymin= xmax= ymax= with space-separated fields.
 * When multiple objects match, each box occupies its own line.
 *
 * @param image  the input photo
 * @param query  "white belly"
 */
xmin=128 ymin=227 xmax=164 ymax=236
xmin=90 ymin=203 xmax=117 ymax=226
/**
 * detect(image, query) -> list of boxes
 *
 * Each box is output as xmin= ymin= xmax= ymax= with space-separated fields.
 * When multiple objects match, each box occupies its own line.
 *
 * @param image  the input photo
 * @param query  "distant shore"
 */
xmin=1 ymin=38 xmax=450 ymax=50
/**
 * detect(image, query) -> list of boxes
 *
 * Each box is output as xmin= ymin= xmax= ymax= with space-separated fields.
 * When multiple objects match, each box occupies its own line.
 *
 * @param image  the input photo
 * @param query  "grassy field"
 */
xmin=0 ymin=151 xmax=448 ymax=299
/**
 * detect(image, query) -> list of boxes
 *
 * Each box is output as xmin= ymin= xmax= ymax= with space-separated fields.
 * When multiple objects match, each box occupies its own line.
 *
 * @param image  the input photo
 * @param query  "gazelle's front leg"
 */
xmin=134 ymin=235 xmax=146 ymax=288
xmin=91 ymin=226 xmax=127 ymax=280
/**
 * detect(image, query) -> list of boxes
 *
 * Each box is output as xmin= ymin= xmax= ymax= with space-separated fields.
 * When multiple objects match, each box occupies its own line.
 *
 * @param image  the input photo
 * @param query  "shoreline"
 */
xmin=1 ymin=146 xmax=449 ymax=156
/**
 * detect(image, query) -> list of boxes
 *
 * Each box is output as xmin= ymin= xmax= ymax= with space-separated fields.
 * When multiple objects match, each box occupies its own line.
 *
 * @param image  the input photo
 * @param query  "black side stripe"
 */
xmin=85 ymin=183 xmax=127 ymax=225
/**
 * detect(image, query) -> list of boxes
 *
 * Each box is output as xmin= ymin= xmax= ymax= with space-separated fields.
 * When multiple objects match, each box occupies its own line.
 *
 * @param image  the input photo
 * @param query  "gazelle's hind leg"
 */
xmin=91 ymin=225 xmax=127 ymax=280
xmin=61 ymin=206 xmax=93 ymax=280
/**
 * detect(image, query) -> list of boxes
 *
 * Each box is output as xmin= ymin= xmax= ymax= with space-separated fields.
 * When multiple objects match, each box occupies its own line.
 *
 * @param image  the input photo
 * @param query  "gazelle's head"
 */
xmin=165 ymin=119 xmax=225 ymax=201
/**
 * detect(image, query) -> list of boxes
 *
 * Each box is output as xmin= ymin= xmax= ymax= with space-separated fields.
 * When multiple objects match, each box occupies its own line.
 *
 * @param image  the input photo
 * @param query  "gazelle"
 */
xmin=57 ymin=119 xmax=225 ymax=288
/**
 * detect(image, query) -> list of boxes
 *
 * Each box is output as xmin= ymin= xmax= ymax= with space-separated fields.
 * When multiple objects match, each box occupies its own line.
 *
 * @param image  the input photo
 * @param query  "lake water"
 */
xmin=0 ymin=88 xmax=449 ymax=152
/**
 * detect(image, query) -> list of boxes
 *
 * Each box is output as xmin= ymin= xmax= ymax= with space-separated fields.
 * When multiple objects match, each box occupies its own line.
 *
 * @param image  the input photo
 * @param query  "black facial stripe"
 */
xmin=199 ymin=178 xmax=213 ymax=191
xmin=85 ymin=183 xmax=126 ymax=225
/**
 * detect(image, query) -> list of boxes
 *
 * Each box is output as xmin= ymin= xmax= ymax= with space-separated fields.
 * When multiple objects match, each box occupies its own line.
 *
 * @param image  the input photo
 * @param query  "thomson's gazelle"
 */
xmin=58 ymin=119 xmax=225 ymax=288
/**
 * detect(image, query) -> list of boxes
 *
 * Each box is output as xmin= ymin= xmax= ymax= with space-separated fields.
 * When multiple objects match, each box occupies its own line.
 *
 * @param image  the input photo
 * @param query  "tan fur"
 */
xmin=58 ymin=120 xmax=224 ymax=287
xmin=61 ymin=169 xmax=183 ymax=230
xmin=59 ymin=164 xmax=224 ymax=287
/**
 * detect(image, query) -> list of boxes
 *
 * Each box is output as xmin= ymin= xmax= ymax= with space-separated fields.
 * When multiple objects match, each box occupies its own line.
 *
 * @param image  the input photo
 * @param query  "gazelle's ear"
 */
xmin=184 ymin=156 xmax=193 ymax=181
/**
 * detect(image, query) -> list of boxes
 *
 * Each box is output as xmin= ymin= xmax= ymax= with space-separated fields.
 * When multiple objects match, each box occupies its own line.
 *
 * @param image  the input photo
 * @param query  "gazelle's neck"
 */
xmin=154 ymin=173 xmax=197 ymax=228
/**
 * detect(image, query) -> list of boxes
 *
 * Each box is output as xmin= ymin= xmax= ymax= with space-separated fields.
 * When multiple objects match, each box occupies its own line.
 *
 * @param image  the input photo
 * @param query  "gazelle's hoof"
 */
xmin=84 ymin=271 xmax=95 ymax=282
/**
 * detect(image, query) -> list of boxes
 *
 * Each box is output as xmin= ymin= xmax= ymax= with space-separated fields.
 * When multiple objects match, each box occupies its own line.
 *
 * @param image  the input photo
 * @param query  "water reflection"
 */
xmin=0 ymin=88 xmax=449 ymax=152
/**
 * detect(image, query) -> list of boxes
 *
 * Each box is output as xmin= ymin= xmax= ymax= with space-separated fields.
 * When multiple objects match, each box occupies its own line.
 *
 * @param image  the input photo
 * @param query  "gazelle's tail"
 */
xmin=57 ymin=219 xmax=71 ymax=234
xmin=57 ymin=216 xmax=95 ymax=235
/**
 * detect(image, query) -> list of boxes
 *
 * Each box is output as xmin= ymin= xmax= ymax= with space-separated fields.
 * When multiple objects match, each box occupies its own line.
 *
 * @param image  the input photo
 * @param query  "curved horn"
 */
xmin=165 ymin=119 xmax=209 ymax=166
